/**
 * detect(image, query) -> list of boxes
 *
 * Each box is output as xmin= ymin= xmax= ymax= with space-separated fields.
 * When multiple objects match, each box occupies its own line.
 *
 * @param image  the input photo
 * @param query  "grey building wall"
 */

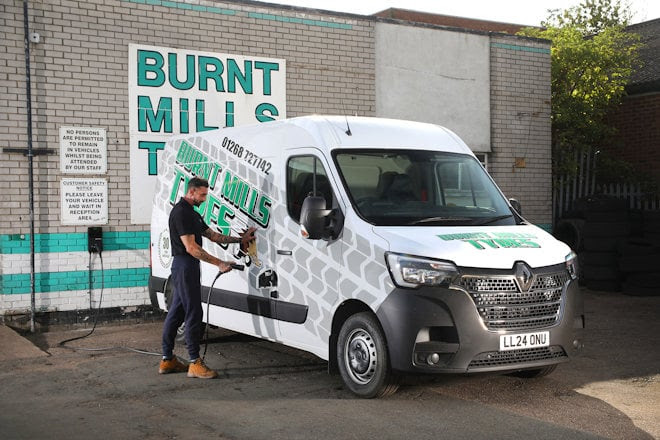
xmin=375 ymin=22 xmax=491 ymax=152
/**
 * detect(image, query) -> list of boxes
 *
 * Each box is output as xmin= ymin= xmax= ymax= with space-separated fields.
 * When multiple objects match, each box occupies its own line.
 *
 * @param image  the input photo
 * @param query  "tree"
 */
xmin=519 ymin=0 xmax=642 ymax=178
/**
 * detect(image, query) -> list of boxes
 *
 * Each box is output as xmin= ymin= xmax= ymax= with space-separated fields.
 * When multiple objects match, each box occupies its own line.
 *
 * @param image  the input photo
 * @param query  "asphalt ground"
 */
xmin=0 ymin=288 xmax=658 ymax=440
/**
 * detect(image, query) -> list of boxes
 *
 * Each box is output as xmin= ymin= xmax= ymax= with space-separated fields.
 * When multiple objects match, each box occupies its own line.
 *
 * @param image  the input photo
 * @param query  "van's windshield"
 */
xmin=333 ymin=149 xmax=517 ymax=226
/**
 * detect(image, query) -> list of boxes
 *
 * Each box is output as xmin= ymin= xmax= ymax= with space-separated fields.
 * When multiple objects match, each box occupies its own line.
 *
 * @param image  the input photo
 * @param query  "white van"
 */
xmin=150 ymin=116 xmax=584 ymax=398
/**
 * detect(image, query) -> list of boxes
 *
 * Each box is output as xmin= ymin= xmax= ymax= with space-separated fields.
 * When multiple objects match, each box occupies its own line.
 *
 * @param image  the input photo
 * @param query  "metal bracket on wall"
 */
xmin=3 ymin=148 xmax=56 ymax=156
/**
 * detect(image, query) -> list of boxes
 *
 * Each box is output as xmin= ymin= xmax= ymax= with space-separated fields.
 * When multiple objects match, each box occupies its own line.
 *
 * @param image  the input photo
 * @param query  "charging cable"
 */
xmin=59 ymin=245 xmax=104 ymax=347
xmin=59 ymin=261 xmax=245 ymax=359
xmin=201 ymin=263 xmax=244 ymax=361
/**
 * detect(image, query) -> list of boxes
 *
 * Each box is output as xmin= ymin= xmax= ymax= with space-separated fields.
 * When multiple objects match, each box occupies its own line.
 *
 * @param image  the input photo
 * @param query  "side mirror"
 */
xmin=509 ymin=198 xmax=522 ymax=215
xmin=300 ymin=195 xmax=343 ymax=240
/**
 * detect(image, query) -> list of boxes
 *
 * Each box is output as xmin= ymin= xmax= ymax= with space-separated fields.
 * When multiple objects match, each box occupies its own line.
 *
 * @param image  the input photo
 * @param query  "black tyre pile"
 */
xmin=553 ymin=196 xmax=660 ymax=295
xmin=620 ymin=210 xmax=660 ymax=296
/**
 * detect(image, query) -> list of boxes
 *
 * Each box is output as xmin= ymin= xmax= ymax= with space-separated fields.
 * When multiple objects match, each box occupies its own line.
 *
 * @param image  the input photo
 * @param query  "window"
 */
xmin=334 ymin=149 xmax=513 ymax=226
xmin=287 ymin=156 xmax=334 ymax=223
xmin=475 ymin=153 xmax=488 ymax=170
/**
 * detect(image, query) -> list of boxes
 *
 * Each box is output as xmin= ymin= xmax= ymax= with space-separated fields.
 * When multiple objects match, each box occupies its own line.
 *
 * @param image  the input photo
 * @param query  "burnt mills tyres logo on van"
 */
xmin=438 ymin=232 xmax=541 ymax=250
xmin=170 ymin=140 xmax=273 ymax=237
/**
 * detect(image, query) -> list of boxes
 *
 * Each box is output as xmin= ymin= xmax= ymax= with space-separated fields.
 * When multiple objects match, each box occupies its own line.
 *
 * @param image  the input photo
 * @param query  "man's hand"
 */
xmin=217 ymin=260 xmax=234 ymax=273
xmin=240 ymin=227 xmax=257 ymax=252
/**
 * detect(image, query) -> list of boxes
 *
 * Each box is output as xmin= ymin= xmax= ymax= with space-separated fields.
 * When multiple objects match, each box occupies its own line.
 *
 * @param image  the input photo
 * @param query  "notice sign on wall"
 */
xmin=128 ymin=44 xmax=286 ymax=224
xmin=59 ymin=126 xmax=108 ymax=174
xmin=60 ymin=178 xmax=108 ymax=225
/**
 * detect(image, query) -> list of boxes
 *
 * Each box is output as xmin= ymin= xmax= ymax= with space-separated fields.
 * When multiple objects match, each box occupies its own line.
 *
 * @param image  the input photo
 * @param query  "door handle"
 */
xmin=277 ymin=249 xmax=292 ymax=256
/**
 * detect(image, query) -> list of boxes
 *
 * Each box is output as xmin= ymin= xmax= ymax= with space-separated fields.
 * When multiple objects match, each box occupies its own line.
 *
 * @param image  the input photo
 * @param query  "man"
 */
xmin=159 ymin=177 xmax=256 ymax=379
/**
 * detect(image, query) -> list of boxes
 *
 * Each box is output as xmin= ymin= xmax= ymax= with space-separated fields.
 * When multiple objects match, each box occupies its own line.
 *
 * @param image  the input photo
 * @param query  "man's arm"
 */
xmin=203 ymin=227 xmax=257 ymax=251
xmin=180 ymin=234 xmax=232 ymax=272
xmin=202 ymin=229 xmax=241 ymax=245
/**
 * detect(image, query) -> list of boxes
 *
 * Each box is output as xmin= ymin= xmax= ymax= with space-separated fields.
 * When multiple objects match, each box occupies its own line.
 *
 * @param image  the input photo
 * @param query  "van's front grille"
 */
xmin=468 ymin=346 xmax=567 ymax=368
xmin=459 ymin=266 xmax=570 ymax=331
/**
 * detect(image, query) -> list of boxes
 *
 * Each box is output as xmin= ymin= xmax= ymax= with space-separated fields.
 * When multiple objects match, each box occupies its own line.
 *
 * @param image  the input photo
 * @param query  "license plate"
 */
xmin=500 ymin=331 xmax=549 ymax=351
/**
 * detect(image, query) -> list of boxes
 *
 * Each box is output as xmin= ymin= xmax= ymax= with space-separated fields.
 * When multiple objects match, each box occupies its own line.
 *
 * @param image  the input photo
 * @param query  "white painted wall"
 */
xmin=375 ymin=23 xmax=491 ymax=152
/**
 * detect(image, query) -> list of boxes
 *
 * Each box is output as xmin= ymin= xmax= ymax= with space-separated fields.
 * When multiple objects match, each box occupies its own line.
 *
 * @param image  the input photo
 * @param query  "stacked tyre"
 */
xmin=554 ymin=196 xmax=630 ymax=292
xmin=580 ymin=198 xmax=630 ymax=291
xmin=619 ymin=210 xmax=660 ymax=296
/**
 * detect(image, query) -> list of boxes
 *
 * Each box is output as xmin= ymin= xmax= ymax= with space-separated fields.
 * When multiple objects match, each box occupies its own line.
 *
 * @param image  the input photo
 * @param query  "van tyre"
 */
xmin=148 ymin=277 xmax=160 ymax=309
xmin=509 ymin=364 xmax=557 ymax=378
xmin=337 ymin=312 xmax=399 ymax=398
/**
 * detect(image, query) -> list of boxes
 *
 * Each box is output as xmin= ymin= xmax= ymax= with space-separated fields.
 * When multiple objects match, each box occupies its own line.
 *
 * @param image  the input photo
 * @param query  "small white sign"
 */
xmin=60 ymin=126 xmax=107 ymax=174
xmin=60 ymin=178 xmax=108 ymax=225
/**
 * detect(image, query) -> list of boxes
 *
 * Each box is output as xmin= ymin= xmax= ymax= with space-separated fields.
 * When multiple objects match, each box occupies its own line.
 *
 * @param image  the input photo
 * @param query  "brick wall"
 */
xmin=0 ymin=0 xmax=374 ymax=314
xmin=488 ymin=35 xmax=553 ymax=226
xmin=1 ymin=0 xmax=374 ymax=234
xmin=606 ymin=92 xmax=660 ymax=185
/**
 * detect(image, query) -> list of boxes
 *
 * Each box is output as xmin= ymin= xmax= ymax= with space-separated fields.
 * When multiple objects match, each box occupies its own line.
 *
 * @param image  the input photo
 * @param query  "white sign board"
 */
xmin=60 ymin=178 xmax=108 ymax=225
xmin=128 ymin=44 xmax=287 ymax=224
xmin=59 ymin=126 xmax=107 ymax=174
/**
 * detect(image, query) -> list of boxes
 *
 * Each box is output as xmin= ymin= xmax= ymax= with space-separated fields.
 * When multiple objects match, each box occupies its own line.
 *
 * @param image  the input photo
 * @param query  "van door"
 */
xmin=270 ymin=150 xmax=344 ymax=354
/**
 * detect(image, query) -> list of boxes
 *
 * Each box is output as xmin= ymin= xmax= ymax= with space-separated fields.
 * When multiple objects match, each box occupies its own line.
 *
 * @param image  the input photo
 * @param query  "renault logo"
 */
xmin=514 ymin=262 xmax=534 ymax=292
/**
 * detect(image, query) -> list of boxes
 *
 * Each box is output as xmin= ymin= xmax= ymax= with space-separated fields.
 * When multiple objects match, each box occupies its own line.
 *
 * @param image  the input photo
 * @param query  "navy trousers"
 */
xmin=162 ymin=255 xmax=203 ymax=361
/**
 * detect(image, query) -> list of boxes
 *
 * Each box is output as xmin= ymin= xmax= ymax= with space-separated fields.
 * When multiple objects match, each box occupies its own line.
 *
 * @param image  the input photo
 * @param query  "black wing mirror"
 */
xmin=509 ymin=198 xmax=522 ymax=215
xmin=300 ymin=195 xmax=343 ymax=240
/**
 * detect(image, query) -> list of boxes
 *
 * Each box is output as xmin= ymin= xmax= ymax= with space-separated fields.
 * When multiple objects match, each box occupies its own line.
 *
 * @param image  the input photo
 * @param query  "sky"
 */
xmin=260 ymin=0 xmax=659 ymax=26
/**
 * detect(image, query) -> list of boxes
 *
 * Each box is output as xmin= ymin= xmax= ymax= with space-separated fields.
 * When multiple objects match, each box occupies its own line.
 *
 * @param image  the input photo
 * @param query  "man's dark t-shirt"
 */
xmin=169 ymin=198 xmax=209 ymax=257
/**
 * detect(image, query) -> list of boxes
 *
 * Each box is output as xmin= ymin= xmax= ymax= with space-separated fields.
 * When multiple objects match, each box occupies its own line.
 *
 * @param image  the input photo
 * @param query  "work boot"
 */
xmin=187 ymin=358 xmax=218 ymax=379
xmin=158 ymin=355 xmax=188 ymax=374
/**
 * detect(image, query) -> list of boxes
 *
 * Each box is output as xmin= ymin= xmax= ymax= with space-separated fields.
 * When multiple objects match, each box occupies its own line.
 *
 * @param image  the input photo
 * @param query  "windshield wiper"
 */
xmin=472 ymin=215 xmax=514 ymax=225
xmin=407 ymin=216 xmax=473 ymax=225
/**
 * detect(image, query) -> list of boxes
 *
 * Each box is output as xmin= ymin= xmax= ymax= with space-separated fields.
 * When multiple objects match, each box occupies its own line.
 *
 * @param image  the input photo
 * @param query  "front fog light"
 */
xmin=386 ymin=253 xmax=459 ymax=288
xmin=565 ymin=251 xmax=579 ymax=280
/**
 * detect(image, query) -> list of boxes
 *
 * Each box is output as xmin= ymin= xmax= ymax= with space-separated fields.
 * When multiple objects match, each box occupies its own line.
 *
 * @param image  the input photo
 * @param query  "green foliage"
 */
xmin=518 ymin=0 xmax=642 ymax=178
xmin=544 ymin=0 xmax=632 ymax=34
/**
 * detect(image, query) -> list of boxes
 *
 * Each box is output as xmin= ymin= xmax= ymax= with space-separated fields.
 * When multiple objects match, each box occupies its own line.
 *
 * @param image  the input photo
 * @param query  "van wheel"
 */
xmin=337 ymin=312 xmax=399 ymax=398
xmin=509 ymin=364 xmax=557 ymax=378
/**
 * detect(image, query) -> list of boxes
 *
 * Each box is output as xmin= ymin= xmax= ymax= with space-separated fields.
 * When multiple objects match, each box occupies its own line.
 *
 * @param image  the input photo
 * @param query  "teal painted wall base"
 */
xmin=0 ymin=231 xmax=149 ymax=254
xmin=1 ymin=231 xmax=151 ymax=297
xmin=1 ymin=268 xmax=150 ymax=295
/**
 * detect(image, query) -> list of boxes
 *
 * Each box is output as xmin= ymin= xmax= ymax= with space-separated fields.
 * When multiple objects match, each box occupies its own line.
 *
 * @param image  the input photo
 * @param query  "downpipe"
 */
xmin=23 ymin=0 xmax=36 ymax=333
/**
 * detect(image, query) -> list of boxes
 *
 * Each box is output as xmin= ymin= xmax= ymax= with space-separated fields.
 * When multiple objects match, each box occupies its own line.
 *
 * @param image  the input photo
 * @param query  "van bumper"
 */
xmin=375 ymin=279 xmax=584 ymax=374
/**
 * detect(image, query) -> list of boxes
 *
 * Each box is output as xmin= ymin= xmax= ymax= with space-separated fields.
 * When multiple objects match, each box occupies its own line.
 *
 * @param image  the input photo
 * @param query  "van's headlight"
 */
xmin=386 ymin=253 xmax=459 ymax=289
xmin=565 ymin=251 xmax=579 ymax=280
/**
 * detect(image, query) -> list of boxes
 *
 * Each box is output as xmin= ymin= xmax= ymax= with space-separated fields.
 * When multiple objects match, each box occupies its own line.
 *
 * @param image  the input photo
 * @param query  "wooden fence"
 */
xmin=554 ymin=149 xmax=660 ymax=222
